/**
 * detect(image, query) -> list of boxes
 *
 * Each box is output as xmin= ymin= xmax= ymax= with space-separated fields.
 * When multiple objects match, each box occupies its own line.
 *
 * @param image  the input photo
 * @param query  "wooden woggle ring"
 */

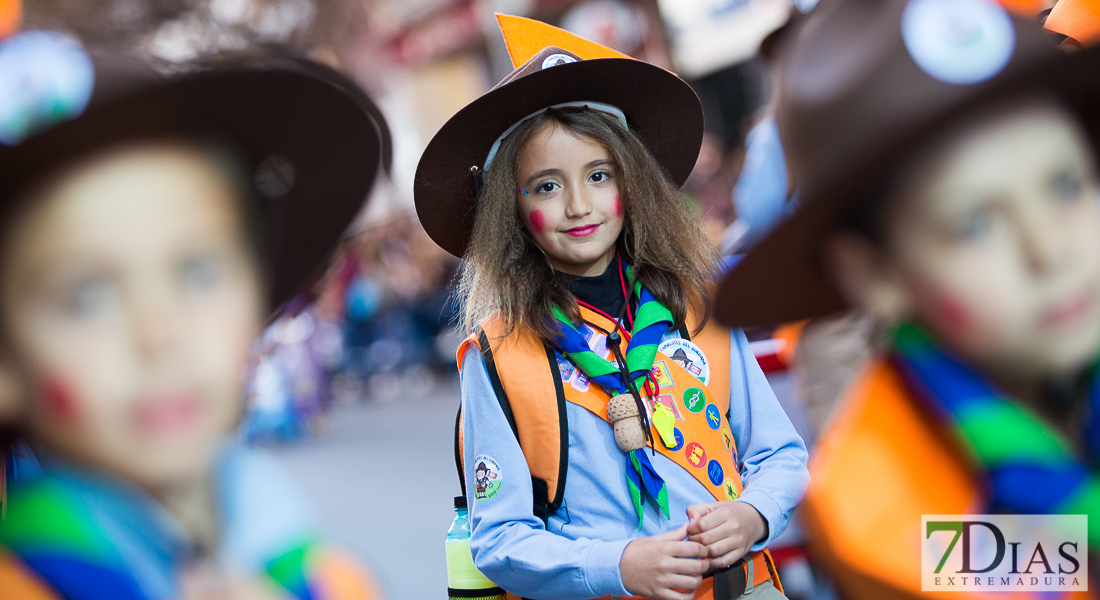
xmin=607 ymin=394 xmax=646 ymax=452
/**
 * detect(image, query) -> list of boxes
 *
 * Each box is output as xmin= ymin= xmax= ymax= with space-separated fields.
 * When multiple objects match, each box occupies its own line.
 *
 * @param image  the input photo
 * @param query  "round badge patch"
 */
xmin=720 ymin=425 xmax=734 ymax=454
xmin=683 ymin=388 xmax=705 ymax=413
xmin=472 ymin=455 xmax=503 ymax=501
xmin=0 ymin=30 xmax=95 ymax=146
xmin=707 ymin=460 xmax=724 ymax=486
xmin=670 ymin=428 xmax=685 ymax=452
xmin=542 ymin=53 xmax=578 ymax=70
xmin=705 ymin=404 xmax=722 ymax=430
xmin=685 ymin=442 xmax=707 ymax=469
xmin=901 ymin=0 xmax=1015 ymax=86
xmin=659 ymin=338 xmax=710 ymax=385
xmin=723 ymin=478 xmax=739 ymax=501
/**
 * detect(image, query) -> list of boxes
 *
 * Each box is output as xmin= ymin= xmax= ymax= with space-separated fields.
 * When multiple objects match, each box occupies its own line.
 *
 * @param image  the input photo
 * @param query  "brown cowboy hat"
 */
xmin=414 ymin=14 xmax=704 ymax=258
xmin=715 ymin=0 xmax=1100 ymax=328
xmin=0 ymin=31 xmax=387 ymax=313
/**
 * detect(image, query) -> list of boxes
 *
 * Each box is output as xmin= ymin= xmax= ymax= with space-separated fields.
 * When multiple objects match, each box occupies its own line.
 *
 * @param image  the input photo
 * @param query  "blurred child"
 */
xmin=0 ymin=30 xmax=385 ymax=599
xmin=415 ymin=15 xmax=807 ymax=600
xmin=715 ymin=0 xmax=1100 ymax=597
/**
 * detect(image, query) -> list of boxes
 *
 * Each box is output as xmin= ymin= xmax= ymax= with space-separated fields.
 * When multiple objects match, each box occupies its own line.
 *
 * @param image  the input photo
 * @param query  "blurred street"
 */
xmin=272 ymin=379 xmax=462 ymax=600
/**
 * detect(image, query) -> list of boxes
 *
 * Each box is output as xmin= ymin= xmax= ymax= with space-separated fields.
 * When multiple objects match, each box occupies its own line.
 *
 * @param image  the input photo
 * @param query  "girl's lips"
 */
xmin=563 ymin=224 xmax=600 ymax=237
xmin=133 ymin=393 xmax=202 ymax=436
xmin=1040 ymin=290 xmax=1092 ymax=329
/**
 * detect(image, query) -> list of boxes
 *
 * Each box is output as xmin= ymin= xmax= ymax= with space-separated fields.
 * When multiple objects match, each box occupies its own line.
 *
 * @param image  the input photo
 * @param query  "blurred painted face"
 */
xmin=516 ymin=124 xmax=624 ymax=277
xmin=0 ymin=142 xmax=265 ymax=491
xmin=883 ymin=99 xmax=1100 ymax=382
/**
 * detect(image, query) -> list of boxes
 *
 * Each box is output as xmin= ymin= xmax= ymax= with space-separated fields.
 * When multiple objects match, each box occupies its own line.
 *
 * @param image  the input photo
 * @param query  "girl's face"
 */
xmin=0 ymin=142 xmax=265 ymax=491
xmin=868 ymin=99 xmax=1100 ymax=383
xmin=516 ymin=124 xmax=624 ymax=277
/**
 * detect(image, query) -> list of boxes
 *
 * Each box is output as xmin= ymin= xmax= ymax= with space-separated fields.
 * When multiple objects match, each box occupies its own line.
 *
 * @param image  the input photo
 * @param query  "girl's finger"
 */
xmin=668 ymin=556 xmax=710 ymax=575
xmin=663 ymin=573 xmax=704 ymax=592
xmin=710 ymin=548 xmax=748 ymax=570
xmin=666 ymin=540 xmax=709 ymax=559
xmin=652 ymin=522 xmax=691 ymax=541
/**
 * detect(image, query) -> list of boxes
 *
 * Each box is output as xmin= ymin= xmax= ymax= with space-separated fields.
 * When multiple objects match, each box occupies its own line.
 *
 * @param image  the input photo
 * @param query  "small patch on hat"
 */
xmin=254 ymin=155 xmax=296 ymax=198
xmin=901 ymin=0 xmax=1015 ymax=86
xmin=541 ymin=53 xmax=579 ymax=69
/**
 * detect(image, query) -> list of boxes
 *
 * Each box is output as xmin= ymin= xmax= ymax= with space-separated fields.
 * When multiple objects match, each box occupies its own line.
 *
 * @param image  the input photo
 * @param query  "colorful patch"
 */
xmin=571 ymin=371 xmax=591 ymax=392
xmin=658 ymin=338 xmax=710 ymax=385
xmin=720 ymin=425 xmax=734 ymax=454
xmin=685 ymin=442 xmax=707 ymax=469
xmin=705 ymin=404 xmax=722 ymax=430
xmin=645 ymin=394 xmax=684 ymax=420
xmin=723 ymin=478 xmax=739 ymax=501
xmin=670 ymin=428 xmax=685 ymax=452
xmin=683 ymin=388 xmax=705 ymax=413
xmin=707 ymin=460 xmax=724 ymax=486
xmin=650 ymin=361 xmax=675 ymax=388
xmin=472 ymin=455 xmax=502 ymax=501
xmin=556 ymin=354 xmax=576 ymax=382
xmin=900 ymin=0 xmax=1014 ymax=86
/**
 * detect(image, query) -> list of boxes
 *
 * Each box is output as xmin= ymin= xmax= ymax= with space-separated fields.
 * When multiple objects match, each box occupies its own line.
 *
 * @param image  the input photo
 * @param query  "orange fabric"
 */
xmin=312 ymin=549 xmax=381 ymax=600
xmin=995 ymin=0 xmax=1049 ymax=17
xmin=457 ymin=319 xmax=565 ymax=505
xmin=803 ymin=360 xmax=1095 ymax=600
xmin=0 ymin=554 xmax=62 ymax=600
xmin=771 ymin=321 xmax=806 ymax=368
xmin=1046 ymin=0 xmax=1100 ymax=46
xmin=496 ymin=13 xmax=633 ymax=69
xmin=0 ymin=0 xmax=20 ymax=39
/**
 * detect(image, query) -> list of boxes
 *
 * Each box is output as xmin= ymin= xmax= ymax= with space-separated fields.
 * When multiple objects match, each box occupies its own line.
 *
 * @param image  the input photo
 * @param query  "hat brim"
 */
xmin=0 ymin=60 xmax=383 ymax=313
xmin=414 ymin=58 xmax=704 ymax=258
xmin=715 ymin=44 xmax=1100 ymax=328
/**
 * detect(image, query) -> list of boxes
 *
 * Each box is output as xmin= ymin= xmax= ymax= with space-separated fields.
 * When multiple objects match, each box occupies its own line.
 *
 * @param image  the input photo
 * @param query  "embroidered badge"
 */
xmin=707 ymin=460 xmax=724 ymax=486
xmin=650 ymin=360 xmax=675 ymax=388
xmin=645 ymin=394 xmax=684 ymax=420
xmin=685 ymin=442 xmax=707 ymax=469
xmin=658 ymin=338 xmax=710 ymax=385
xmin=901 ymin=0 xmax=1015 ymax=86
xmin=571 ymin=370 xmax=591 ymax=392
xmin=556 ymin=354 xmax=576 ymax=382
xmin=720 ymin=424 xmax=734 ymax=454
xmin=542 ymin=53 xmax=578 ymax=69
xmin=723 ymin=478 xmax=739 ymax=501
xmin=683 ymin=387 xmax=705 ymax=413
xmin=473 ymin=456 xmax=503 ymax=501
xmin=705 ymin=404 xmax=722 ymax=430
xmin=670 ymin=428 xmax=685 ymax=452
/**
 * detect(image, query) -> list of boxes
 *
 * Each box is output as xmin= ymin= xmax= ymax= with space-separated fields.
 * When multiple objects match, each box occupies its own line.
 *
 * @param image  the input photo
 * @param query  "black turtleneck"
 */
xmin=560 ymin=259 xmax=626 ymax=319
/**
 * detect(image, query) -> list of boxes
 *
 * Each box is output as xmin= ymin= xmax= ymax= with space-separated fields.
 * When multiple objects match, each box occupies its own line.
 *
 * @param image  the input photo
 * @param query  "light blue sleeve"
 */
xmin=461 ymin=349 xmax=633 ymax=600
xmin=726 ymin=328 xmax=810 ymax=551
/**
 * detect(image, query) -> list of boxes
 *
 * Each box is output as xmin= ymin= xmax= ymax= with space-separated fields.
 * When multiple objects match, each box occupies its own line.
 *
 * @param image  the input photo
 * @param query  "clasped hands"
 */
xmin=619 ymin=501 xmax=767 ymax=600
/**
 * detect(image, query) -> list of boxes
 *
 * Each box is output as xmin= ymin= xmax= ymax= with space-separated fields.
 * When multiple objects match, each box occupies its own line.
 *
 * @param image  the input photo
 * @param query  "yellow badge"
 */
xmin=723 ymin=478 xmax=739 ymax=501
xmin=650 ymin=361 xmax=675 ymax=388
xmin=720 ymin=425 xmax=734 ymax=454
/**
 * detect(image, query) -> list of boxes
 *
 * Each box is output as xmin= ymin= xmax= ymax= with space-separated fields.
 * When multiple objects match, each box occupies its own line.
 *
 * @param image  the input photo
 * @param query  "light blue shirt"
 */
xmin=461 ymin=327 xmax=809 ymax=600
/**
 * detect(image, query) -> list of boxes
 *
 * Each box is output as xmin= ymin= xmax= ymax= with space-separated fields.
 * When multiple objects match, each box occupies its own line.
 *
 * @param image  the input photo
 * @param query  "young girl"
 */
xmin=414 ymin=15 xmax=808 ymax=600
xmin=715 ymin=0 xmax=1100 ymax=597
xmin=0 ymin=31 xmax=384 ymax=599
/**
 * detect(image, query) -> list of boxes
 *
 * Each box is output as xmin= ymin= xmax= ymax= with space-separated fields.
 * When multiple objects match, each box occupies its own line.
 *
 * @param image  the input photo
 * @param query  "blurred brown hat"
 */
xmin=0 ymin=31 xmax=387 ymax=313
xmin=715 ymin=0 xmax=1100 ymax=328
xmin=413 ymin=14 xmax=703 ymax=258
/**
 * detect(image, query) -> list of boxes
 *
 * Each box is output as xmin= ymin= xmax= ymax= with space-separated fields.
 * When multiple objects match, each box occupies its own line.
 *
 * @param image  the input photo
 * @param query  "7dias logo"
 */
xmin=922 ymin=515 xmax=1087 ymax=592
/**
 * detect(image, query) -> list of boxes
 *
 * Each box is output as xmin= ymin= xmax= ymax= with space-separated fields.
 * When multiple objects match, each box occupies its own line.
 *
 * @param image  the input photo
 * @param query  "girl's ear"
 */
xmin=824 ymin=232 xmax=911 ymax=323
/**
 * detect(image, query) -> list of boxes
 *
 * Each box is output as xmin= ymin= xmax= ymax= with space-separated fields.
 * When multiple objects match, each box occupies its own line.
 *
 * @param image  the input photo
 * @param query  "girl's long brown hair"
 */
xmin=457 ymin=107 xmax=721 ymax=342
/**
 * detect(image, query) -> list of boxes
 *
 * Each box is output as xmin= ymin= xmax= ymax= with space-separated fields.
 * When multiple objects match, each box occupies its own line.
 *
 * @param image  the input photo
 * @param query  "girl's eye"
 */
xmin=589 ymin=170 xmax=612 ymax=184
xmin=61 ymin=276 xmax=117 ymax=319
xmin=536 ymin=181 xmax=559 ymax=194
xmin=179 ymin=254 xmax=226 ymax=293
xmin=1050 ymin=170 xmax=1084 ymax=203
xmin=954 ymin=209 xmax=994 ymax=242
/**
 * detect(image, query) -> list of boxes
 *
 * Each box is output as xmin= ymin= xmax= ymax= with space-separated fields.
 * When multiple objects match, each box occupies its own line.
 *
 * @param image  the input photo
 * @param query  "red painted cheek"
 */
xmin=614 ymin=195 xmax=622 ymax=217
xmin=931 ymin=294 xmax=973 ymax=334
xmin=42 ymin=377 xmax=80 ymax=424
xmin=528 ymin=210 xmax=545 ymax=235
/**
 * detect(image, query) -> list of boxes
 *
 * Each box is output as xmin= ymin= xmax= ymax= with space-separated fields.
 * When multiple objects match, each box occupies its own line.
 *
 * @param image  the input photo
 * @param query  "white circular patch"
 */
xmin=472 ymin=455 xmax=503 ymax=501
xmin=541 ymin=53 xmax=578 ymax=70
xmin=0 ymin=30 xmax=95 ymax=146
xmin=658 ymin=338 xmax=710 ymax=386
xmin=901 ymin=0 xmax=1015 ymax=86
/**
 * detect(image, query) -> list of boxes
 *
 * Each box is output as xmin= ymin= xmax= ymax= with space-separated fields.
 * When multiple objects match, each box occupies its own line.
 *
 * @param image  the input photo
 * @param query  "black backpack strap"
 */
xmin=454 ymin=406 xmax=466 ymax=496
xmin=540 ymin=343 xmax=569 ymax=521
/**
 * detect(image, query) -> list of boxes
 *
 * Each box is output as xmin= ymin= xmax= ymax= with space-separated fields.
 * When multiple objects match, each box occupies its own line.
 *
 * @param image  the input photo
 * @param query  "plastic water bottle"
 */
xmin=446 ymin=496 xmax=505 ymax=599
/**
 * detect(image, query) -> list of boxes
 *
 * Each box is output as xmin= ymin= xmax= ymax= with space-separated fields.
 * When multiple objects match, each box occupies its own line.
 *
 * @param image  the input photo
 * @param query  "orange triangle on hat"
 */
xmin=994 ymin=0 xmax=1047 ymax=18
xmin=0 ymin=0 xmax=22 ymax=39
xmin=1046 ymin=0 xmax=1100 ymax=46
xmin=495 ymin=13 xmax=633 ymax=69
